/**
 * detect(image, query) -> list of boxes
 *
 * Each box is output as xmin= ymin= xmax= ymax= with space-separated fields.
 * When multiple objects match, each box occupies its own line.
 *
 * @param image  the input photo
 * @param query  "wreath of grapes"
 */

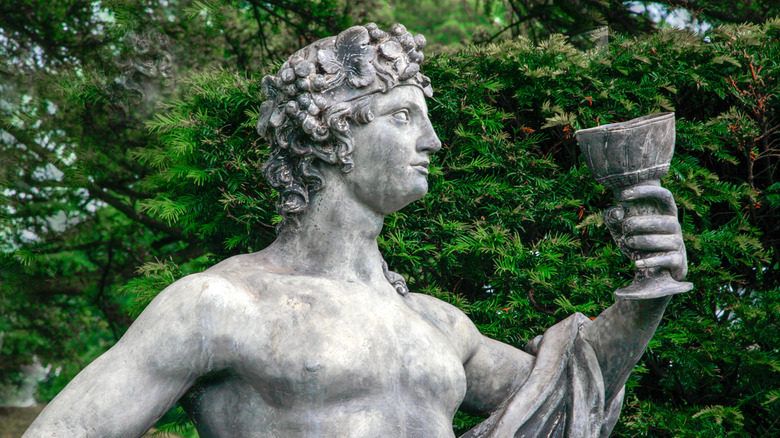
xmin=257 ymin=23 xmax=431 ymax=142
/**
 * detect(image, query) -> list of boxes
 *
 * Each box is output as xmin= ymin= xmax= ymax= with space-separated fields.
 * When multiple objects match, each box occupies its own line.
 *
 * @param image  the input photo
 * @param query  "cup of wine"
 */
xmin=576 ymin=112 xmax=693 ymax=300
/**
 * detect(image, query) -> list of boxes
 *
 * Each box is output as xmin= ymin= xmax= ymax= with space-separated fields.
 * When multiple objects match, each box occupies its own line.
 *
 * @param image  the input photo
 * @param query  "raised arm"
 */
xmin=23 ymin=274 xmax=234 ymax=438
xmin=455 ymin=185 xmax=688 ymax=437
xmin=580 ymin=184 xmax=689 ymax=401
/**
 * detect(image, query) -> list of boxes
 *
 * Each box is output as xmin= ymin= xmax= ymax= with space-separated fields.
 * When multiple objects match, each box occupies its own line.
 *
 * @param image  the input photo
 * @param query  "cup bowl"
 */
xmin=575 ymin=112 xmax=676 ymax=190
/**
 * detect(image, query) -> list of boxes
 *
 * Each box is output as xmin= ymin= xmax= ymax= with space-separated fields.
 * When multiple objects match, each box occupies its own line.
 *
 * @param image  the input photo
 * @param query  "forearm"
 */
xmin=579 ymin=295 xmax=671 ymax=401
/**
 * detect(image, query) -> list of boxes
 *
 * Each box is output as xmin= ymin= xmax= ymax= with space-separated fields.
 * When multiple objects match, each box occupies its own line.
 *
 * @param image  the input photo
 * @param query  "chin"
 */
xmin=380 ymin=185 xmax=429 ymax=214
xmin=406 ymin=177 xmax=429 ymax=199
xmin=402 ymin=183 xmax=429 ymax=209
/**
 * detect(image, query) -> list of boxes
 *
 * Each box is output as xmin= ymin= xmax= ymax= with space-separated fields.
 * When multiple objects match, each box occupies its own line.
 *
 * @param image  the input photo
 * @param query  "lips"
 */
xmin=411 ymin=161 xmax=429 ymax=175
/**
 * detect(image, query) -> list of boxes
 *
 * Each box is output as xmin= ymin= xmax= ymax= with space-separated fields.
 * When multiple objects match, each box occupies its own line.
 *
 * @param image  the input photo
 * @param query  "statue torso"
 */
xmin=179 ymin=253 xmax=470 ymax=438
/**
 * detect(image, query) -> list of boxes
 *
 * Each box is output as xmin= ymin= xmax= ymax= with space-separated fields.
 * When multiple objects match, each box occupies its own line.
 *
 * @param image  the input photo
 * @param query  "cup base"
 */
xmin=614 ymin=273 xmax=693 ymax=300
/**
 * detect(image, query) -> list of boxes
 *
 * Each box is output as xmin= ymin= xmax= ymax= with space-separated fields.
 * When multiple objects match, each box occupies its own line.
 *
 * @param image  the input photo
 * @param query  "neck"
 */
xmin=267 ymin=177 xmax=387 ymax=284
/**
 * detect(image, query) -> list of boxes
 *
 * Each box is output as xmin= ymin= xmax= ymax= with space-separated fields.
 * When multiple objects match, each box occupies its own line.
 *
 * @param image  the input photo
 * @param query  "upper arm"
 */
xmin=461 ymin=332 xmax=535 ymax=415
xmin=24 ymin=274 xmax=236 ymax=437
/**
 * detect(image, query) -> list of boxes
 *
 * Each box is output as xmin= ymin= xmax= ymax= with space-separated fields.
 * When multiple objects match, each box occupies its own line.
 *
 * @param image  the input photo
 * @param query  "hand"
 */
xmin=603 ymin=184 xmax=688 ymax=281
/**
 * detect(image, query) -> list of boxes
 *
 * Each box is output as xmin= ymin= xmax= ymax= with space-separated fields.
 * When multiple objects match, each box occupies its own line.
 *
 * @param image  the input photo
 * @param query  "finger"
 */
xmin=618 ymin=185 xmax=677 ymax=215
xmin=624 ymin=235 xmax=682 ymax=252
xmin=622 ymin=216 xmax=680 ymax=235
xmin=635 ymin=253 xmax=684 ymax=271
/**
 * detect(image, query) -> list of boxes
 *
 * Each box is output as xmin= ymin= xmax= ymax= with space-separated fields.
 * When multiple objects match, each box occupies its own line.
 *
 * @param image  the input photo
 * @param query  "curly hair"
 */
xmin=257 ymin=23 xmax=431 ymax=232
xmin=261 ymin=96 xmax=374 ymax=230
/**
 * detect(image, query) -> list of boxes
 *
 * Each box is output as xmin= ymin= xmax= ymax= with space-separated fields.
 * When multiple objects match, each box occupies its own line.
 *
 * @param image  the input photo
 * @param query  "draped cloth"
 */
xmin=461 ymin=313 xmax=625 ymax=438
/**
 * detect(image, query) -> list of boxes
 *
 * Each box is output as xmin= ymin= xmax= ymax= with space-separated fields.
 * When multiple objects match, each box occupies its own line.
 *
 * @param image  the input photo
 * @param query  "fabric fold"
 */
xmin=461 ymin=313 xmax=625 ymax=438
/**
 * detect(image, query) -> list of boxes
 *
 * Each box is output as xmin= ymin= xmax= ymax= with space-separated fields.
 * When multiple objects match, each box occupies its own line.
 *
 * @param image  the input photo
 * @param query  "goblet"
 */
xmin=575 ymin=112 xmax=693 ymax=300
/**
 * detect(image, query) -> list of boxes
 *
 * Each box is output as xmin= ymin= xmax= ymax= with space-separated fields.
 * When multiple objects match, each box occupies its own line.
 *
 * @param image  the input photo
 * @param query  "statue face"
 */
xmin=345 ymin=85 xmax=441 ymax=215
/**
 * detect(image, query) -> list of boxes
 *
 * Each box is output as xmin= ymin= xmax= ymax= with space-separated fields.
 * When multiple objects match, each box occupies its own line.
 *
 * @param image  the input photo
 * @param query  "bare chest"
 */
xmin=234 ymin=287 xmax=467 ymax=410
xmin=184 ymin=282 xmax=467 ymax=436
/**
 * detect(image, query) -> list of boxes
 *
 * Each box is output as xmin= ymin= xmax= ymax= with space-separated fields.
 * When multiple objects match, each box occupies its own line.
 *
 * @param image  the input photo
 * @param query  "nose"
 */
xmin=416 ymin=118 xmax=442 ymax=154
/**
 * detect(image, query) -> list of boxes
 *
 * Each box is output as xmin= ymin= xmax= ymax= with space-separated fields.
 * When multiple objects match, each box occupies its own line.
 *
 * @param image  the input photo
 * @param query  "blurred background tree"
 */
xmin=1 ymin=0 xmax=778 ymax=436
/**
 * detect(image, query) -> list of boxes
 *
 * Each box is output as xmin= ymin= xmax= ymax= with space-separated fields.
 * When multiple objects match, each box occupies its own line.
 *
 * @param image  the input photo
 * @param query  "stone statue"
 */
xmin=24 ymin=23 xmax=690 ymax=438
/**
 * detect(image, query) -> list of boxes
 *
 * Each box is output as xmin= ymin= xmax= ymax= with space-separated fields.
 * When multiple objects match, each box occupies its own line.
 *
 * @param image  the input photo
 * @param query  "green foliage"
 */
xmin=413 ymin=26 xmax=780 ymax=435
xmin=2 ymin=1 xmax=780 ymax=436
xmin=137 ymin=69 xmax=277 ymax=257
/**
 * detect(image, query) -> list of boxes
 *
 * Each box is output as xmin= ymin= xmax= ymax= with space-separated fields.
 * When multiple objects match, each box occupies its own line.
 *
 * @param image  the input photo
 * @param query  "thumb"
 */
xmin=603 ymin=205 xmax=625 ymax=237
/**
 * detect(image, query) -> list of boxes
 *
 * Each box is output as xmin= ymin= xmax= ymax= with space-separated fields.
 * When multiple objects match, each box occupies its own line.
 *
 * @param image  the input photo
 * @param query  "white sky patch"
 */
xmin=20 ymin=229 xmax=39 ymax=243
xmin=626 ymin=1 xmax=713 ymax=34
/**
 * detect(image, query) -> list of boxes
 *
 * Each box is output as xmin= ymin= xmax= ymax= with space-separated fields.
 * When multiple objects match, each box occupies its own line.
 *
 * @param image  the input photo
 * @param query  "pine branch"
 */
xmin=661 ymin=0 xmax=762 ymax=24
xmin=487 ymin=10 xmax=547 ymax=43
xmin=86 ymin=182 xmax=184 ymax=239
xmin=97 ymin=179 xmax=154 ymax=200
xmin=29 ymin=240 xmax=105 ymax=254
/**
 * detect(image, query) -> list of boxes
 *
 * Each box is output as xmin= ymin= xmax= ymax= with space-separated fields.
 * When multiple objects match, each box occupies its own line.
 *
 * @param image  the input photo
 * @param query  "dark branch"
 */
xmin=87 ymin=183 xmax=184 ymax=238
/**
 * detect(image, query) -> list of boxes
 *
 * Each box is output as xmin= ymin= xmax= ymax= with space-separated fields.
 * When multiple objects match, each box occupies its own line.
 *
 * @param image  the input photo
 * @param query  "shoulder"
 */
xmin=160 ymin=251 xmax=293 ymax=305
xmin=406 ymin=293 xmax=482 ymax=360
xmin=106 ymin=272 xmax=248 ymax=374
xmin=406 ymin=293 xmax=472 ymax=327
xmin=136 ymin=253 xmax=285 ymax=335
xmin=149 ymin=251 xmax=333 ymax=328
xmin=131 ymin=256 xmax=287 ymax=367
xmin=131 ymin=271 xmax=249 ymax=347
xmin=149 ymin=270 xmax=249 ymax=315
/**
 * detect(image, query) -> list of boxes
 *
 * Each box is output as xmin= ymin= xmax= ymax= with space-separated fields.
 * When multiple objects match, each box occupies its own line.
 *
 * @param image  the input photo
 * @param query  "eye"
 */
xmin=392 ymin=109 xmax=410 ymax=122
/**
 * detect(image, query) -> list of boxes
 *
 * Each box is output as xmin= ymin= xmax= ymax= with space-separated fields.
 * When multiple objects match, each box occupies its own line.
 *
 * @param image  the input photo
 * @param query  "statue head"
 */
xmin=257 ymin=23 xmax=432 ymax=230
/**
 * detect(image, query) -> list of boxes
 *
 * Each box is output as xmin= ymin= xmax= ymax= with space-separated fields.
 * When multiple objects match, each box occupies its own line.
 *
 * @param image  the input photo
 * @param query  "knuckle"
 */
xmin=622 ymin=218 xmax=636 ymax=233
